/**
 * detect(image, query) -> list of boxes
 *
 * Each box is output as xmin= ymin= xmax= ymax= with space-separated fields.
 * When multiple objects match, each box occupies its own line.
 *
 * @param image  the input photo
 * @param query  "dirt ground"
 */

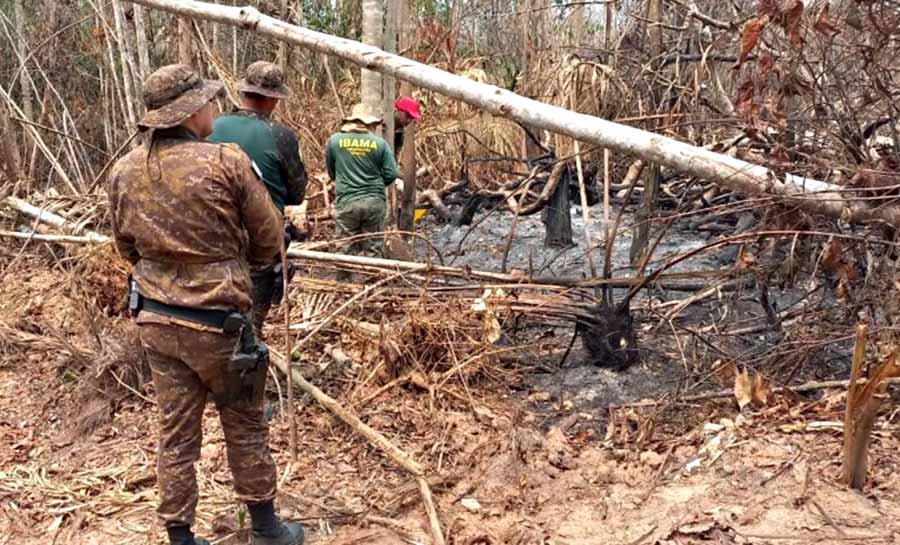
xmin=1 ymin=211 xmax=899 ymax=545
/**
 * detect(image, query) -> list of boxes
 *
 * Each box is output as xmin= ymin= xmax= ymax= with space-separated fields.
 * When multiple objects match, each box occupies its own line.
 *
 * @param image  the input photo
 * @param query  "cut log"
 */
xmin=126 ymin=0 xmax=900 ymax=227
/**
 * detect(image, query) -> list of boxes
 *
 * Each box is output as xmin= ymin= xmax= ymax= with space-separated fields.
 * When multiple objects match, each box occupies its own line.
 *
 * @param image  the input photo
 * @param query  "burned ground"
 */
xmin=2 ymin=196 xmax=899 ymax=545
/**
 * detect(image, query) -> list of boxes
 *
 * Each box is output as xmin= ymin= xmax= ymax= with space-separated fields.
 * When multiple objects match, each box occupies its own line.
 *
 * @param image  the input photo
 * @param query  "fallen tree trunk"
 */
xmin=287 ymin=247 xmax=744 ymax=291
xmin=4 ymin=196 xmax=108 ymax=242
xmin=288 ymin=247 xmax=621 ymax=288
xmin=0 ymin=230 xmax=110 ymax=244
xmin=126 ymin=0 xmax=900 ymax=227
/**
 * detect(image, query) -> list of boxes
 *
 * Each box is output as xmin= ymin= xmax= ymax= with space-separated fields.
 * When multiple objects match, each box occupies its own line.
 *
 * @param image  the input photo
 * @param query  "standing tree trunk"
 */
xmin=604 ymin=0 xmax=616 ymax=51
xmin=0 ymin=102 xmax=22 ymax=189
xmin=571 ymin=2 xmax=584 ymax=49
xmin=112 ymin=0 xmax=140 ymax=132
xmin=397 ymin=0 xmax=417 ymax=236
xmin=381 ymin=0 xmax=400 ymax=251
xmin=629 ymin=0 xmax=663 ymax=268
xmin=518 ymin=0 xmax=530 ymax=159
xmin=276 ymin=0 xmax=294 ymax=66
xmin=383 ymin=0 xmax=397 ymax=147
xmin=361 ymin=0 xmax=383 ymax=110
xmin=13 ymin=0 xmax=33 ymax=124
xmin=133 ymin=5 xmax=153 ymax=80
xmin=178 ymin=16 xmax=193 ymax=64
xmin=543 ymin=164 xmax=573 ymax=248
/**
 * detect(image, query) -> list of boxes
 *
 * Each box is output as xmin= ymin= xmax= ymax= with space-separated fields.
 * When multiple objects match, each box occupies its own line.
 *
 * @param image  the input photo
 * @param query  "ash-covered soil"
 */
xmin=0 ymin=204 xmax=887 ymax=545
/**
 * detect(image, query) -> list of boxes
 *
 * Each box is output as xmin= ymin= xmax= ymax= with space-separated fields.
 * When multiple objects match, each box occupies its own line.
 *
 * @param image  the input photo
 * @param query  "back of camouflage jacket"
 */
xmin=108 ymin=127 xmax=282 ymax=312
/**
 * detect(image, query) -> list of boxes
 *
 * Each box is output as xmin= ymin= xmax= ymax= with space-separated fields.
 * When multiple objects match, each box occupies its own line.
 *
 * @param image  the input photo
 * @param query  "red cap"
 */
xmin=394 ymin=96 xmax=422 ymax=120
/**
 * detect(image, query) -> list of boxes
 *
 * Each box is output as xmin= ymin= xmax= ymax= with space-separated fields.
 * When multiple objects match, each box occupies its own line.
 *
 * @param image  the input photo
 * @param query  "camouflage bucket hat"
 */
xmin=236 ymin=61 xmax=292 ymax=99
xmin=137 ymin=64 xmax=224 ymax=131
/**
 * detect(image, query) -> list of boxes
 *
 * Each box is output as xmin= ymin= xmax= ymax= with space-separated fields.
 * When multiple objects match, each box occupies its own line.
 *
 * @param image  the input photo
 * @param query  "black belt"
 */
xmin=141 ymin=298 xmax=234 ymax=330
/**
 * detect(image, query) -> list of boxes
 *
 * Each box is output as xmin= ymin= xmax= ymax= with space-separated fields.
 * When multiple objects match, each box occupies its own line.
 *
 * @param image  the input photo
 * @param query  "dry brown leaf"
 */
xmin=782 ymin=0 xmax=805 ymax=47
xmin=835 ymin=264 xmax=856 ymax=302
xmin=820 ymin=239 xmax=842 ymax=273
xmin=752 ymin=373 xmax=772 ymax=406
xmin=737 ymin=17 xmax=767 ymax=67
xmin=734 ymin=369 xmax=753 ymax=410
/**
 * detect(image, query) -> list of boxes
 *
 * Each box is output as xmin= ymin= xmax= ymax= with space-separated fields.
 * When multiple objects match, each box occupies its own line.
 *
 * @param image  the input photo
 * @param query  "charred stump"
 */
xmin=543 ymin=165 xmax=573 ymax=248
xmin=576 ymin=303 xmax=638 ymax=370
xmin=453 ymin=193 xmax=484 ymax=226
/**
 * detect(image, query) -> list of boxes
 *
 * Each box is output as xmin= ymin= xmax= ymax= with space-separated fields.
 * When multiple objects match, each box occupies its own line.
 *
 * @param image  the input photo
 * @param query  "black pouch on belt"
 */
xmin=215 ymin=313 xmax=270 ymax=406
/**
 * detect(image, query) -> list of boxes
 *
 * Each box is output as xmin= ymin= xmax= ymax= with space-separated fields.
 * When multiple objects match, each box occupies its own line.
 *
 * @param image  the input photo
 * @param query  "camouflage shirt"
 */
xmin=108 ymin=127 xmax=282 ymax=312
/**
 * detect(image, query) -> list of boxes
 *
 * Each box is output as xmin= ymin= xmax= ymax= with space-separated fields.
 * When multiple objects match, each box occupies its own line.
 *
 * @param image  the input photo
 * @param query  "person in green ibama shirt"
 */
xmin=325 ymin=103 xmax=399 ymax=276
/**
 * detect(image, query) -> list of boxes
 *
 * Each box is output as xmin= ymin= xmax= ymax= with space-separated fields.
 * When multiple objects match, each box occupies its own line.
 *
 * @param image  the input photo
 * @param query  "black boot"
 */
xmin=248 ymin=502 xmax=304 ymax=545
xmin=166 ymin=525 xmax=210 ymax=545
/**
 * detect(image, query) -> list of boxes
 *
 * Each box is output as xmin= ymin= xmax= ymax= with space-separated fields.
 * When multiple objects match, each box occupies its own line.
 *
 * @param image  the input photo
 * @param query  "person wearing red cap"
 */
xmin=394 ymin=96 xmax=421 ymax=153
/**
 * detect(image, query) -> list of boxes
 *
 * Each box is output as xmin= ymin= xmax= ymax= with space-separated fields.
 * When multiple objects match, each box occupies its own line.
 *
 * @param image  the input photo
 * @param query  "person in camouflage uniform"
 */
xmin=209 ymin=61 xmax=307 ymax=334
xmin=108 ymin=64 xmax=304 ymax=545
xmin=325 ymin=103 xmax=400 ymax=276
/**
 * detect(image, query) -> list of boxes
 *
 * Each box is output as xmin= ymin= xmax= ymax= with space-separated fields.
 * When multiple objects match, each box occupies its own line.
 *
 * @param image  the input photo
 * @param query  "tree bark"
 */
xmin=13 ymin=0 xmax=33 ymax=124
xmin=381 ymin=0 xmax=398 ymax=231
xmin=398 ymin=121 xmax=417 ymax=229
xmin=630 ymin=0 xmax=663 ymax=268
xmin=112 ymin=0 xmax=141 ymax=132
xmin=178 ymin=16 xmax=193 ymax=64
xmin=3 ymin=196 xmax=106 ymax=239
xmin=604 ymin=0 xmax=616 ymax=52
xmin=125 ymin=0 xmax=900 ymax=228
xmin=276 ymin=0 xmax=293 ymax=65
xmin=0 ymin=103 xmax=22 ymax=187
xmin=133 ymin=5 xmax=152 ymax=80
xmin=361 ymin=0 xmax=383 ymax=111
xmin=397 ymin=0 xmax=417 ymax=235
xmin=382 ymin=0 xmax=397 ymax=146
xmin=543 ymin=164 xmax=573 ymax=248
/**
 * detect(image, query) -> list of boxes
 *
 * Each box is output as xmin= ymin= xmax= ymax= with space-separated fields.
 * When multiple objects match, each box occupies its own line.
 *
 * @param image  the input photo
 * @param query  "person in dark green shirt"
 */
xmin=209 ymin=61 xmax=306 ymax=212
xmin=208 ymin=61 xmax=307 ymax=334
xmin=326 ymin=103 xmax=399 ymax=270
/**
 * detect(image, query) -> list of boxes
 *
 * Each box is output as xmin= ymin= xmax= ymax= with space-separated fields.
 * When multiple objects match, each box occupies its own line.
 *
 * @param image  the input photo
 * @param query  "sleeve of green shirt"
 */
xmin=380 ymin=140 xmax=400 ymax=185
xmin=272 ymin=124 xmax=307 ymax=206
xmin=325 ymin=136 xmax=336 ymax=180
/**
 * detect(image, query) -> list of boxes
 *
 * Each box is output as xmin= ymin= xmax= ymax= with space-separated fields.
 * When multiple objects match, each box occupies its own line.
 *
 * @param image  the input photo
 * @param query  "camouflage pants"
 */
xmin=334 ymin=196 xmax=386 ymax=258
xmin=139 ymin=323 xmax=277 ymax=528
xmin=250 ymin=265 xmax=275 ymax=336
